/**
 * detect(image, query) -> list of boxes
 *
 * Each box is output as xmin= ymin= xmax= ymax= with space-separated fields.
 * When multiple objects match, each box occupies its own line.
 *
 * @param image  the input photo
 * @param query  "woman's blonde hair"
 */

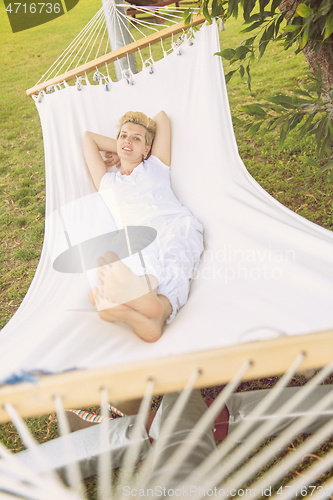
xmin=117 ymin=111 xmax=156 ymax=146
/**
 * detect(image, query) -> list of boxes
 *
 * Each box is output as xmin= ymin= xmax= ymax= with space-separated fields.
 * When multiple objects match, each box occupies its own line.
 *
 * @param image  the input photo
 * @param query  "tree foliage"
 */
xmin=241 ymin=71 xmax=333 ymax=179
xmin=184 ymin=0 xmax=333 ymax=180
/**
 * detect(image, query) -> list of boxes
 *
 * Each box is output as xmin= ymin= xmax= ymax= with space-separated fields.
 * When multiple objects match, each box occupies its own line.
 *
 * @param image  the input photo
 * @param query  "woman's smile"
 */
xmin=117 ymin=122 xmax=150 ymax=163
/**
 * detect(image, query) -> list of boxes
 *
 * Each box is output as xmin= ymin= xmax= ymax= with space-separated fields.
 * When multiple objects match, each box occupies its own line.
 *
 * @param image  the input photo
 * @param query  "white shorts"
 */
xmin=110 ymin=214 xmax=204 ymax=324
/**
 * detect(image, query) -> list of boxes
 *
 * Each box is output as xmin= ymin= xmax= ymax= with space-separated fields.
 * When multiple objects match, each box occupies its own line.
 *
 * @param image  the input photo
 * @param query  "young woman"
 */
xmin=83 ymin=110 xmax=204 ymax=342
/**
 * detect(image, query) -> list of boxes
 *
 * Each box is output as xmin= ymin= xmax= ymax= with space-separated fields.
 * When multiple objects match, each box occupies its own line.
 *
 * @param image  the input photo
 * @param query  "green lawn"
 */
xmin=1 ymin=2 xmax=333 ymax=497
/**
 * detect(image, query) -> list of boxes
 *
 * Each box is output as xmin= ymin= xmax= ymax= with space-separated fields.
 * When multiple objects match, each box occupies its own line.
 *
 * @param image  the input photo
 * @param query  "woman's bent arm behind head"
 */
xmin=151 ymin=111 xmax=171 ymax=166
xmin=83 ymin=131 xmax=117 ymax=190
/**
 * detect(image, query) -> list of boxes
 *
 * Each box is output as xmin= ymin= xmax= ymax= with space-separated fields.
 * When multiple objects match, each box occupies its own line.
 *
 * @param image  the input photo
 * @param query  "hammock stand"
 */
xmin=126 ymin=0 xmax=199 ymax=24
xmin=1 ymin=7 xmax=333 ymax=498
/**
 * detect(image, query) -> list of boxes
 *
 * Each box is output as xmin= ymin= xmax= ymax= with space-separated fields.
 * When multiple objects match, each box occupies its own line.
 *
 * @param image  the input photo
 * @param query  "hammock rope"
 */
xmin=33 ymin=0 xmax=200 ymax=93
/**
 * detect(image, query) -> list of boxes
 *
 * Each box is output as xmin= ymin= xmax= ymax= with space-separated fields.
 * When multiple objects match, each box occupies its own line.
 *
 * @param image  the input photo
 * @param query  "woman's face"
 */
xmin=117 ymin=123 xmax=150 ymax=163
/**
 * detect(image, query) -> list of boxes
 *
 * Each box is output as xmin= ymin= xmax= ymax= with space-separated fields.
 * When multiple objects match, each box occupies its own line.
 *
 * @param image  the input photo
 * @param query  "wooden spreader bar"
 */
xmin=0 ymin=329 xmax=332 ymax=423
xmin=26 ymin=13 xmax=205 ymax=97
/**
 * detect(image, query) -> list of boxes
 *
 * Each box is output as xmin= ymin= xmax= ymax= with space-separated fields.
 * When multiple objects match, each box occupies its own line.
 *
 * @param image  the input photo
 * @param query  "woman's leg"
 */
xmin=89 ymin=289 xmax=172 ymax=343
xmin=156 ymin=216 xmax=204 ymax=324
xmin=95 ymin=250 xmax=164 ymax=318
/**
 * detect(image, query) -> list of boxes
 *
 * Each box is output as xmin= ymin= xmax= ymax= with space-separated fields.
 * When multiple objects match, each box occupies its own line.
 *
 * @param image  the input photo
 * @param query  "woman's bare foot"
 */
xmin=89 ymin=289 xmax=172 ymax=343
xmin=96 ymin=251 xmax=163 ymax=318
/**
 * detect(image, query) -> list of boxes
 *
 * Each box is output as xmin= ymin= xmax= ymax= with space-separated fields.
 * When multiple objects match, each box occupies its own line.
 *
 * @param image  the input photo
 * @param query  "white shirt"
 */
xmin=99 ymin=155 xmax=196 ymax=228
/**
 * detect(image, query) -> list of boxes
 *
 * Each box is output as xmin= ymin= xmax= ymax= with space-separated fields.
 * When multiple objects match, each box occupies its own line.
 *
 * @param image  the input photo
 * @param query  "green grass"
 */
xmin=1 ymin=2 xmax=333 ymax=497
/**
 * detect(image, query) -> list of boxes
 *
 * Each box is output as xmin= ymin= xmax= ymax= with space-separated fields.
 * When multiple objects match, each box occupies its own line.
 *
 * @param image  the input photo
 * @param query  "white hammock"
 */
xmin=1 ymin=5 xmax=333 ymax=498
xmin=1 ymin=20 xmax=333 ymax=388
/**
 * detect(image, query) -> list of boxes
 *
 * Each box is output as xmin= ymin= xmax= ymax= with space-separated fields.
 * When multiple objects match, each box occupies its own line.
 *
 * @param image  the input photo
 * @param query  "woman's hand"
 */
xmin=104 ymin=151 xmax=121 ymax=168
xmin=83 ymin=131 xmax=118 ymax=190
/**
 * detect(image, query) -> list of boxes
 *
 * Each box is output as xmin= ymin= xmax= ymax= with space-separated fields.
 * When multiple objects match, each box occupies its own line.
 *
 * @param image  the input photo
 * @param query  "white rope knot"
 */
xmin=143 ymin=56 xmax=155 ymax=74
xmin=93 ymin=70 xmax=100 ymax=82
xmin=122 ymin=68 xmax=134 ymax=85
xmin=75 ymin=76 xmax=83 ymax=91
xmin=187 ymin=27 xmax=195 ymax=46
xmin=172 ymin=42 xmax=182 ymax=56
xmin=105 ymin=77 xmax=113 ymax=91
xmin=219 ymin=18 xmax=226 ymax=31
xmin=36 ymin=90 xmax=45 ymax=103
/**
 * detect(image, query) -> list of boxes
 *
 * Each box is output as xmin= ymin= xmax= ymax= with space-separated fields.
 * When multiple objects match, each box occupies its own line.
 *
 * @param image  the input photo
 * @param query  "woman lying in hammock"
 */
xmin=83 ymin=111 xmax=204 ymax=342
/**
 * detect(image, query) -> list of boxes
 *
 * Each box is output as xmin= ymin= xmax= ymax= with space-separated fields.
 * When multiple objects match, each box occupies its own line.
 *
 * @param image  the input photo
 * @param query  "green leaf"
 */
xmin=240 ymin=20 xmax=264 ymax=33
xmin=266 ymin=21 xmax=275 ymax=40
xmin=296 ymin=3 xmax=313 ymax=18
xmin=293 ymin=89 xmax=312 ymax=98
xmin=315 ymin=119 xmax=327 ymax=155
xmin=202 ymin=1 xmax=212 ymax=24
xmin=258 ymin=40 xmax=269 ymax=61
xmin=212 ymin=0 xmax=224 ymax=18
xmin=283 ymin=25 xmax=301 ymax=32
xmin=211 ymin=0 xmax=217 ymax=17
xmin=247 ymin=13 xmax=262 ymax=22
xmin=299 ymin=24 xmax=309 ymax=49
xmin=239 ymin=65 xmax=245 ymax=78
xmin=300 ymin=156 xmax=321 ymax=169
xmin=318 ymin=128 xmax=332 ymax=159
xmin=259 ymin=0 xmax=269 ymax=19
xmin=324 ymin=12 xmax=333 ymax=39
xmin=278 ymin=120 xmax=290 ymax=152
xmin=274 ymin=13 xmax=284 ymax=36
xmin=241 ymin=104 xmax=267 ymax=117
xmin=232 ymin=116 xmax=243 ymax=126
xmin=269 ymin=95 xmax=296 ymax=109
xmin=328 ymin=119 xmax=333 ymax=137
xmin=225 ymin=70 xmax=237 ymax=83
xmin=235 ymin=45 xmax=251 ymax=60
xmin=248 ymin=121 xmax=263 ymax=136
xmin=288 ymin=113 xmax=304 ymax=131
xmin=227 ymin=0 xmax=236 ymax=18
xmin=267 ymin=115 xmax=286 ymax=130
xmin=257 ymin=27 xmax=271 ymax=61
xmin=270 ymin=0 xmax=281 ymax=15
xmin=243 ymin=0 xmax=256 ymax=22
xmin=217 ymin=48 xmax=236 ymax=60
xmin=244 ymin=36 xmax=256 ymax=47
xmin=246 ymin=64 xmax=251 ymax=91
xmin=233 ymin=1 xmax=239 ymax=19
xmin=320 ymin=160 xmax=333 ymax=173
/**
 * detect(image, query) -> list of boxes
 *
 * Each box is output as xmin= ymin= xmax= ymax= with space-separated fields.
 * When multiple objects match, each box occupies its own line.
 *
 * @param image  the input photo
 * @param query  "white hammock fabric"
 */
xmin=1 ymin=22 xmax=333 ymax=384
